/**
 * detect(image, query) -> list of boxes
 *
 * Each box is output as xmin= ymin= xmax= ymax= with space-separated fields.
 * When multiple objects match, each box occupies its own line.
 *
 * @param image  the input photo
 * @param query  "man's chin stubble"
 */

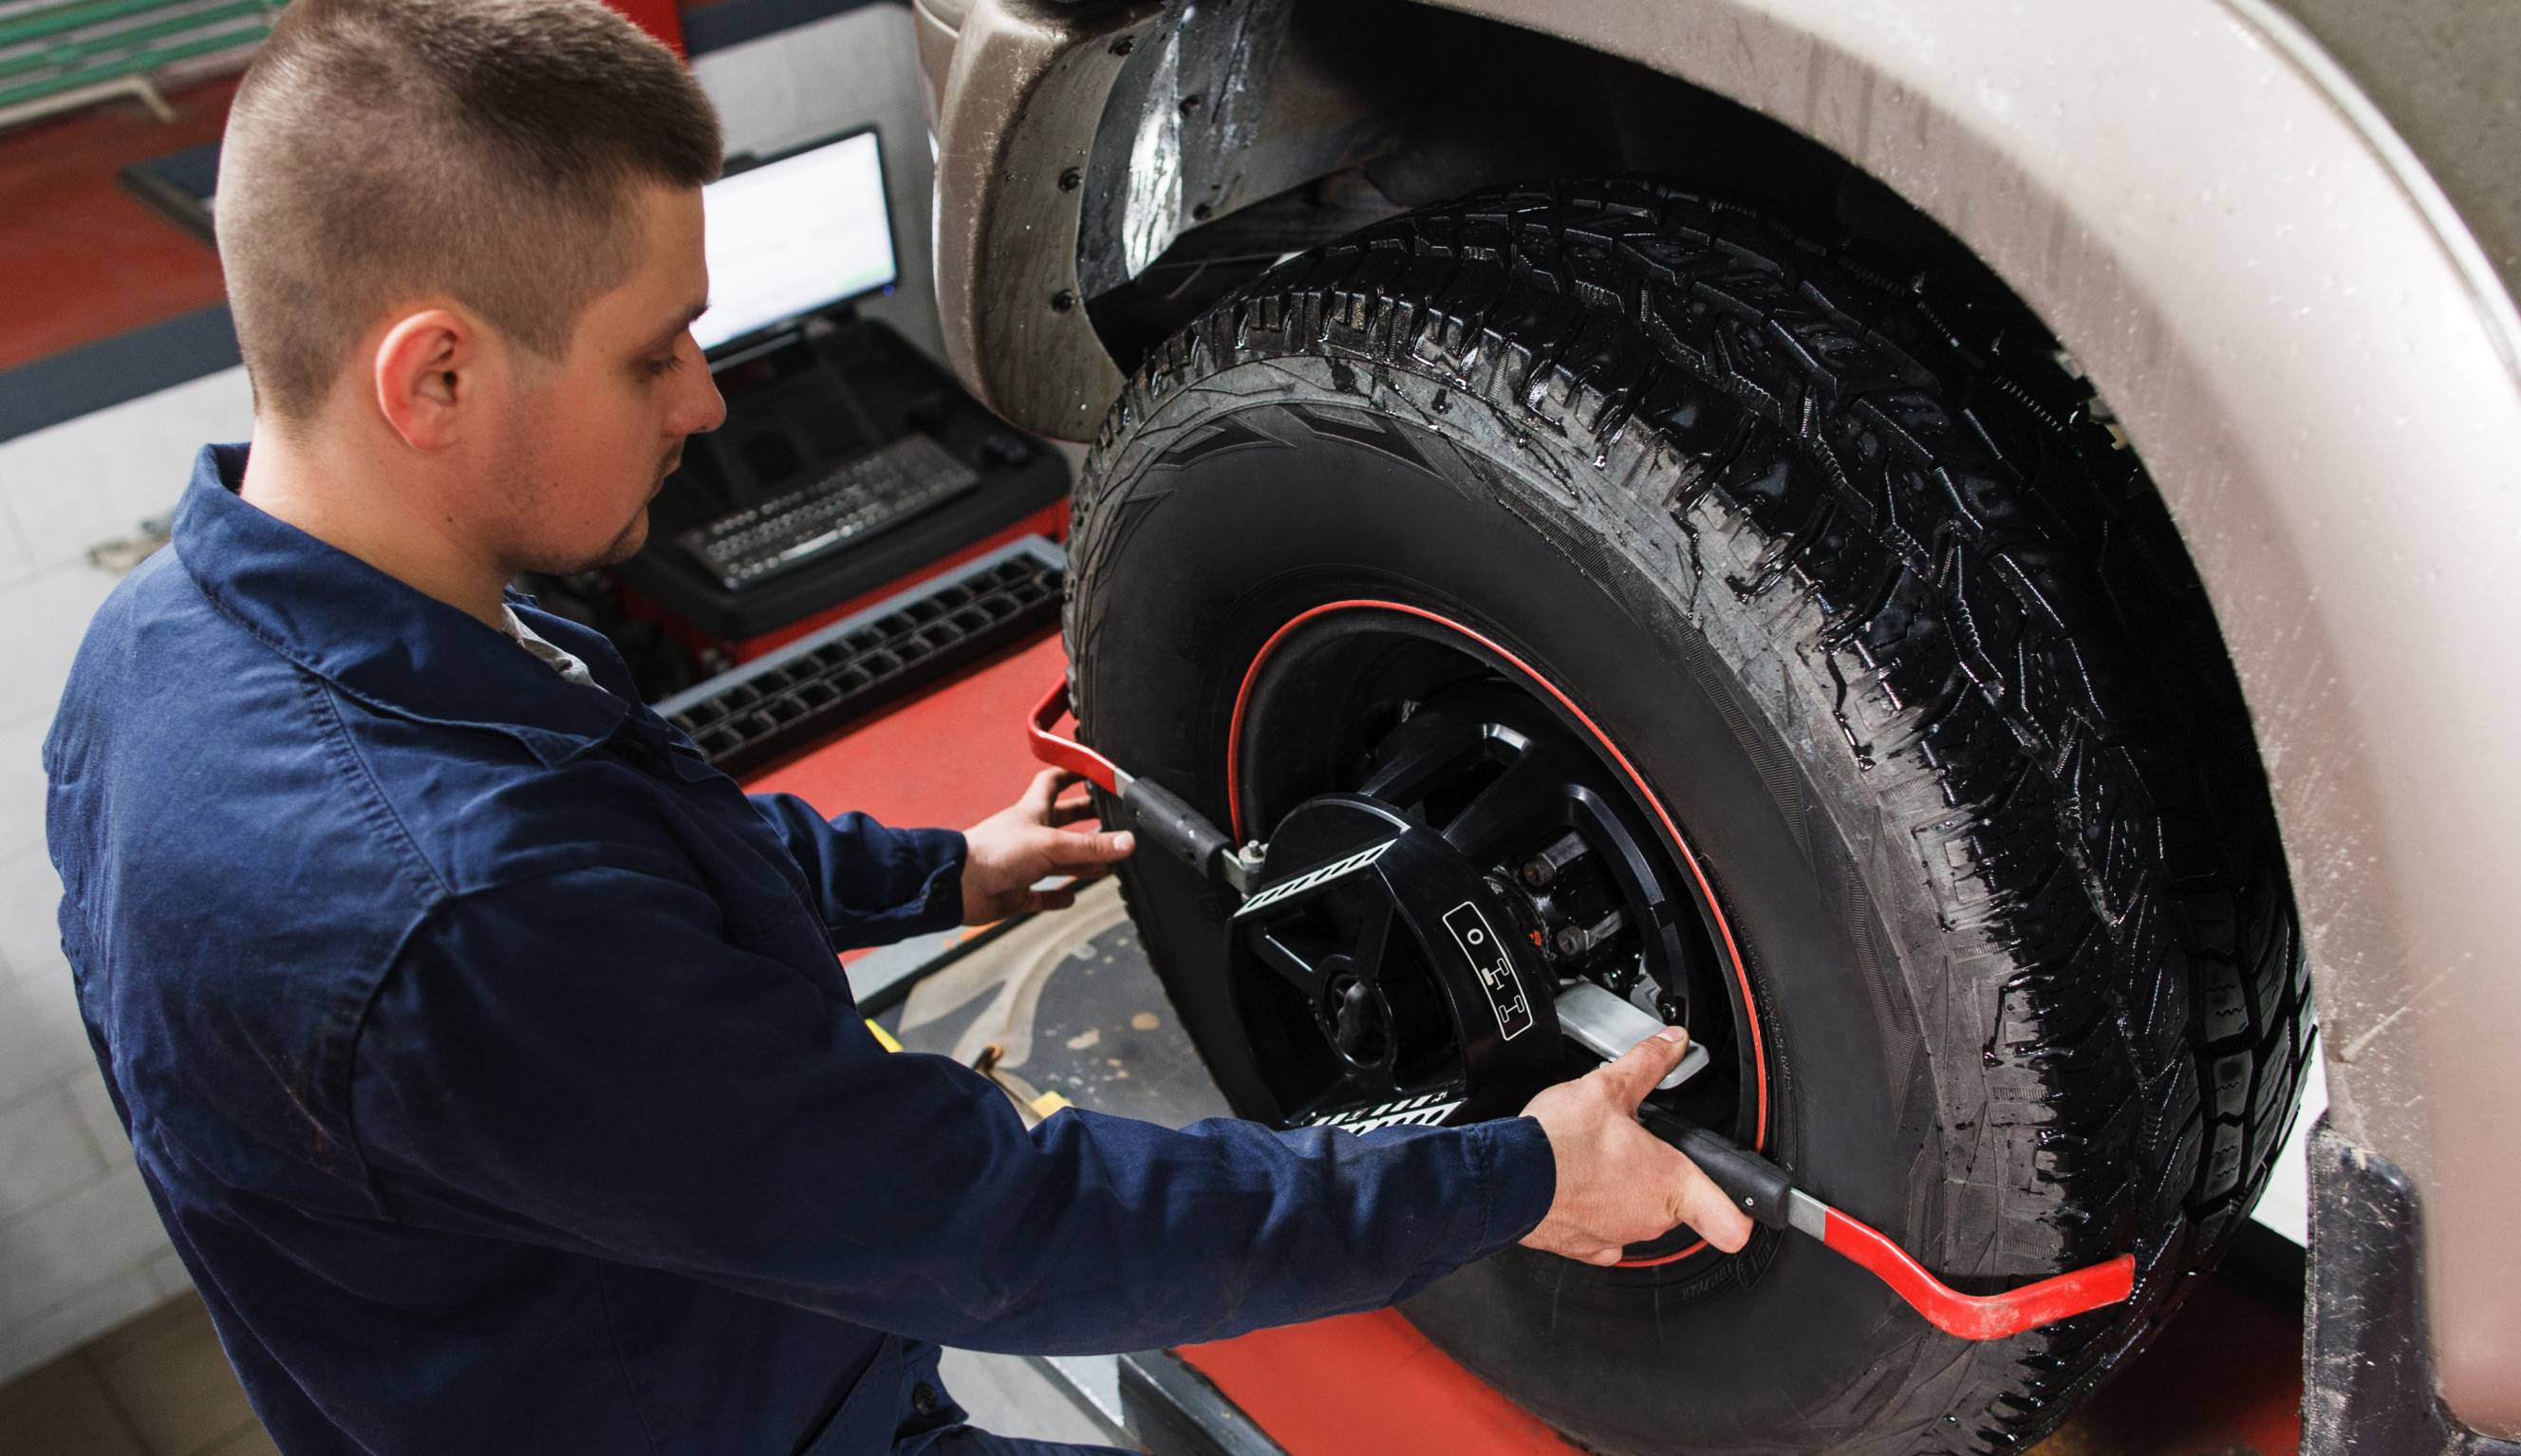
xmin=547 ymin=456 xmax=674 ymax=573
xmin=591 ymin=510 xmax=648 ymax=569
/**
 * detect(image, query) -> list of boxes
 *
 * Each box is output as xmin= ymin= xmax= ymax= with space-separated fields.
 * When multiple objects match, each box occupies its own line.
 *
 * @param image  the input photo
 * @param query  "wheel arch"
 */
xmin=925 ymin=0 xmax=2521 ymax=1428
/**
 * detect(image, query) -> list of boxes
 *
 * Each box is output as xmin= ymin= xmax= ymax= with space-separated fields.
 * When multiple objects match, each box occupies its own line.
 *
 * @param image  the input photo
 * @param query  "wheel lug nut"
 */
xmin=1522 ymin=831 xmax=1587 ymax=887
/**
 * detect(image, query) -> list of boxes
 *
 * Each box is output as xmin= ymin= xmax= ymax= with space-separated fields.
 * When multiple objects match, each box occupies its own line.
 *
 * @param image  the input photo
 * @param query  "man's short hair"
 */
xmin=217 ymin=0 xmax=722 ymax=421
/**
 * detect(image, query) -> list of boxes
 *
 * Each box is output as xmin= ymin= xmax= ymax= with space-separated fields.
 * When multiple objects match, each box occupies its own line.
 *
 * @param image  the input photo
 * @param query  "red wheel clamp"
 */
xmin=1028 ymin=679 xmax=1266 ymax=892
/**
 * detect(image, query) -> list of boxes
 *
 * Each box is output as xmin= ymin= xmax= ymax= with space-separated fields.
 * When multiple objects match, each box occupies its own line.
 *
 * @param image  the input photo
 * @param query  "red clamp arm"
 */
xmin=1026 ymin=679 xmax=1127 ymax=796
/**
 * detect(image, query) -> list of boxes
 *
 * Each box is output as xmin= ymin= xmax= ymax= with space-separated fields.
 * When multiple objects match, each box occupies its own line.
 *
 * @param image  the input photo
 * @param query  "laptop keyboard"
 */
xmin=676 ymin=434 xmax=983 ymax=592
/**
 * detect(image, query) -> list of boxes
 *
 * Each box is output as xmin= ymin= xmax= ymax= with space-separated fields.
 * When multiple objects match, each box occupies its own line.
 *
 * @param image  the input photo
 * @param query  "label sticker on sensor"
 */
xmin=1442 ymin=900 xmax=1534 ymax=1040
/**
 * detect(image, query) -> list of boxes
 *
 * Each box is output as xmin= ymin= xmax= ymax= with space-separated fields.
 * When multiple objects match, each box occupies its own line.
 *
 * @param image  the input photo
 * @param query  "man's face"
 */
xmin=482 ymin=182 xmax=724 ymax=576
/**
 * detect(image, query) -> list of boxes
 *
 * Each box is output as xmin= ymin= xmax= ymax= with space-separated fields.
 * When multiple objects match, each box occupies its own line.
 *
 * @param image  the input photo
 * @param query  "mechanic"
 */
xmin=42 ymin=2 xmax=1752 ymax=1453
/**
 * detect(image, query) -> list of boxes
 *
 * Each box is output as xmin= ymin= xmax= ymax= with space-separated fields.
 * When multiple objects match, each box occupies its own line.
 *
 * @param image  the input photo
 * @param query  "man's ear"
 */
xmin=372 ymin=308 xmax=478 ymax=451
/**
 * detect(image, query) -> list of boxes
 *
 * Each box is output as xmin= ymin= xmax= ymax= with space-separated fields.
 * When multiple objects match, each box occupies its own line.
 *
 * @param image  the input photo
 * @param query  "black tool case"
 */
xmin=614 ymin=314 xmax=1068 ymax=642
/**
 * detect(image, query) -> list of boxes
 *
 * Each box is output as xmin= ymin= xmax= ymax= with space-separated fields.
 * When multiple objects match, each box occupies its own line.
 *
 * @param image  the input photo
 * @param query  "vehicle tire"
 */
xmin=1063 ymin=179 xmax=2312 ymax=1454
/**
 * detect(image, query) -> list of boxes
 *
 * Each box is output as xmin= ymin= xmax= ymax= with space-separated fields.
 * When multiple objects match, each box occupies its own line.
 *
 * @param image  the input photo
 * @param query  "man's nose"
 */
xmin=679 ymin=362 xmax=728 ymax=438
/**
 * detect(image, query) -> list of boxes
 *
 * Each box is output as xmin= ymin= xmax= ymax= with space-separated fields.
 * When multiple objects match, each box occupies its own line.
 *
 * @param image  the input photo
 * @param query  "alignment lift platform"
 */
xmin=692 ymin=536 xmax=2306 ymax=1456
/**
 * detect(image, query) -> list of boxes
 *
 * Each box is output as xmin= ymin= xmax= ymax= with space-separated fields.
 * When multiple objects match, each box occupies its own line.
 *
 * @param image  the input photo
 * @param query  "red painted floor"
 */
xmin=0 ymin=71 xmax=235 ymax=372
xmin=1185 ymin=1276 xmax=2301 ymax=1456
xmin=742 ymin=628 xmax=1069 ymax=838
xmin=1185 ymin=1310 xmax=1577 ymax=1456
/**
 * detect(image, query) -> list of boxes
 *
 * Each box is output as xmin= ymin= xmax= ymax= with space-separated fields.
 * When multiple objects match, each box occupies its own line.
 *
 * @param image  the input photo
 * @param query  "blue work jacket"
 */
xmin=42 ymin=445 xmax=1557 ymax=1456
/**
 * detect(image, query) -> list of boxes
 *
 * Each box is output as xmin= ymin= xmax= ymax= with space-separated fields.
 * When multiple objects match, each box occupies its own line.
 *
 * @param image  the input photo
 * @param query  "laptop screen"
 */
xmin=692 ymin=129 xmax=897 ymax=355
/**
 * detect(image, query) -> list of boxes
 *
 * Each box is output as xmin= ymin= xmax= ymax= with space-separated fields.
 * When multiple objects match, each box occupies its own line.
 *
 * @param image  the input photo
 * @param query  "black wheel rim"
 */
xmin=1226 ymin=600 xmax=1773 ymax=1265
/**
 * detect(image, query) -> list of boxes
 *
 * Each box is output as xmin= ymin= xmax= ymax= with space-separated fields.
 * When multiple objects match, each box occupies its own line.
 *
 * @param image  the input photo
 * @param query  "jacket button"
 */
xmin=911 ymin=1381 xmax=941 ymax=1417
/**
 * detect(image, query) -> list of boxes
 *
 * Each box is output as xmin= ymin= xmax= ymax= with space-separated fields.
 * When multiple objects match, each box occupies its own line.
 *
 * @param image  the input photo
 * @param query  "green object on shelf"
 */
xmin=0 ymin=0 xmax=285 ymax=123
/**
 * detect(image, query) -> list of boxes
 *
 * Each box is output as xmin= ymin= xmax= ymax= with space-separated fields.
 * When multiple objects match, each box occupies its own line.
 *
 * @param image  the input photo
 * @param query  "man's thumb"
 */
xmin=1597 ymin=1026 xmax=1689 ymax=1109
xmin=1048 ymin=828 xmax=1135 ymax=866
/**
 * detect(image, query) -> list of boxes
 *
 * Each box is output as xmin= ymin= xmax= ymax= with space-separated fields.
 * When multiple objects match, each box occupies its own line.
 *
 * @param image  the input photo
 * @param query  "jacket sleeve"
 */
xmin=745 ymin=792 xmax=967 ymax=949
xmin=349 ymin=865 xmax=1556 ymax=1355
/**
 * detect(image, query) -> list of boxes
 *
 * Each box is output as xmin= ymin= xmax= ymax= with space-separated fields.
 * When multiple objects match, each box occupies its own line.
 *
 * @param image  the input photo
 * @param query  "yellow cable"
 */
xmin=867 ymin=1018 xmax=1068 ymax=1122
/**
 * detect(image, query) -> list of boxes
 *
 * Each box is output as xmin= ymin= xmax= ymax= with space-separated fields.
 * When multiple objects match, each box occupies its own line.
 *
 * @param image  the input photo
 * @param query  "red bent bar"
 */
xmin=1820 ymin=1205 xmax=2138 ymax=1340
xmin=1026 ymin=680 xmax=1125 ymax=795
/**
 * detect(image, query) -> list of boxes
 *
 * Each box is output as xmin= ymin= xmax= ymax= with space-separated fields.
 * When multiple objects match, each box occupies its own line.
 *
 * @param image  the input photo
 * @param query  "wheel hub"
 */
xmin=1229 ymin=793 xmax=1561 ymax=1130
xmin=1326 ymin=973 xmax=1388 ymax=1067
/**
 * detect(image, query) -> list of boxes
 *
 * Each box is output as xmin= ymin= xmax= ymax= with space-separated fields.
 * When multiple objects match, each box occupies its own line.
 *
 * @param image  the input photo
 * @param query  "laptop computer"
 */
xmin=616 ymin=124 xmax=1067 ymax=642
xmin=681 ymin=125 xmax=907 ymax=512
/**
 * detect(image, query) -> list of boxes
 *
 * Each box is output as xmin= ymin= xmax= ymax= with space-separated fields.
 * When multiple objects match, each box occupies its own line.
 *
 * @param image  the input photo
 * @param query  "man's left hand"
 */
xmin=961 ymin=768 xmax=1136 ymax=924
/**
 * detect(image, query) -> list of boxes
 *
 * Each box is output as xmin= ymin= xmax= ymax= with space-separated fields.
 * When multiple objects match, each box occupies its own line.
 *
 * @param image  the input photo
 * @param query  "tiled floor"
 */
xmin=0 ymin=1294 xmax=275 ymax=1456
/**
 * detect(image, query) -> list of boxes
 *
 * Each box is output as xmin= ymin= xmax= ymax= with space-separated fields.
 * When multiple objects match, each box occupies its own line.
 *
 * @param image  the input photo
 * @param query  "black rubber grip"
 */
xmin=1121 ymin=778 xmax=1234 ymax=882
xmin=1673 ymin=1125 xmax=1795 ymax=1230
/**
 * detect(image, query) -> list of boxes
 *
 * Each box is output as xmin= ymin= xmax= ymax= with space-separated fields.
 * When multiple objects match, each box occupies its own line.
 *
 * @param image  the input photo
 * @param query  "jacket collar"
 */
xmin=173 ymin=442 xmax=638 ymax=766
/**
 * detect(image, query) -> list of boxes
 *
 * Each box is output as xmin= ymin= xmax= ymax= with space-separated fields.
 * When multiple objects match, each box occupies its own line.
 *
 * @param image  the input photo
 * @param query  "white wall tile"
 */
xmin=0 ymin=566 xmax=118 ymax=732
xmin=6 ymin=948 xmax=70 ymax=995
xmin=0 ymin=277 xmax=246 ymax=1401
xmin=0 ymin=961 xmax=90 ymax=1108
xmin=0 ymin=1087 xmax=107 ymax=1220
xmin=0 ymin=1164 xmax=173 ymax=1332
xmin=67 ymin=1063 xmax=129 ymax=1164
xmin=86 ymin=368 xmax=252 ymax=535
xmin=126 ymin=364 xmax=254 ymax=443
xmin=143 ymin=1244 xmax=194 ymax=1301
xmin=0 ymin=366 xmax=247 ymax=581
xmin=0 ymin=421 xmax=121 ymax=572
xmin=0 ymin=711 xmax=55 ymax=863
xmin=0 ymin=847 xmax=65 ymax=980
xmin=0 ymin=1258 xmax=163 ymax=1385
xmin=0 ymin=497 xmax=34 ymax=588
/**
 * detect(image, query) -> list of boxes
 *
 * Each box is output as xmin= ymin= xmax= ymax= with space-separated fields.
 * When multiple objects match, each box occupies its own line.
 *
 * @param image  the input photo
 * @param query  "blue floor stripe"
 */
xmin=0 ymin=304 xmax=240 ymax=446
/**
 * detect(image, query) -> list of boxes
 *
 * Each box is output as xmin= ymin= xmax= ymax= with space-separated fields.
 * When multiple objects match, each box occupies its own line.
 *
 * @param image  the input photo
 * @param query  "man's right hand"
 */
xmin=1517 ymin=1027 xmax=1756 ymax=1265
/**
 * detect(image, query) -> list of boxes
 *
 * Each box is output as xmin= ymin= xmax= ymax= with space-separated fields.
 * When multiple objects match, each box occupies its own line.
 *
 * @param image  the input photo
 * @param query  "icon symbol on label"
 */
xmin=1441 ymin=900 xmax=1534 ymax=1041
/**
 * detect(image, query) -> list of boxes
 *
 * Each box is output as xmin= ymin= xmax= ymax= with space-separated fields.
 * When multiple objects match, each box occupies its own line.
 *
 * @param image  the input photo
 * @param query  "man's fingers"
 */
xmin=1024 ymin=887 xmax=1080 ymax=913
xmin=1043 ymin=828 xmax=1135 ymax=868
xmin=1018 ymin=768 xmax=1070 ymax=819
xmin=1592 ymin=1026 xmax=1690 ymax=1111
xmin=1047 ymin=794 xmax=1100 ymax=828
xmin=1663 ymin=1148 xmax=1757 ymax=1254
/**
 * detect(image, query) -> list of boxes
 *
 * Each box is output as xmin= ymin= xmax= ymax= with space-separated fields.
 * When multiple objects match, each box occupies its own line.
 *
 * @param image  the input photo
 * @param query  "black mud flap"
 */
xmin=2304 ymin=1114 xmax=2521 ymax=1456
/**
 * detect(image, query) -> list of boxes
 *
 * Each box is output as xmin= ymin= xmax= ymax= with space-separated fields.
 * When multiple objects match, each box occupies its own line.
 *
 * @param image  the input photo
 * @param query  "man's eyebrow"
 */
xmin=641 ymin=299 xmax=710 ymax=352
